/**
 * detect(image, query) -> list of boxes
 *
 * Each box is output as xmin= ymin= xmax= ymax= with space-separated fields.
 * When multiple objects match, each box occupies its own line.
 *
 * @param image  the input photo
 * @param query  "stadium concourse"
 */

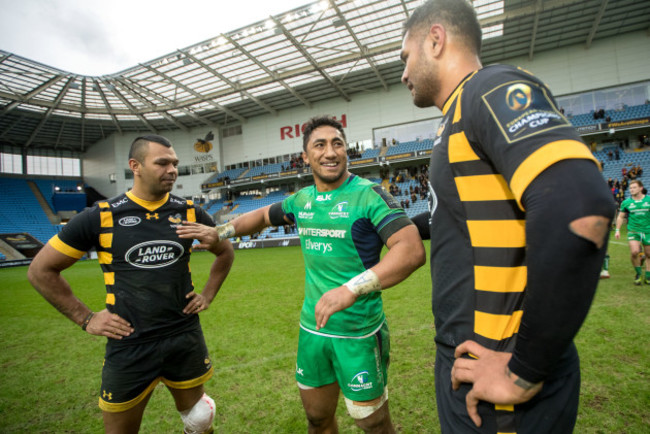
xmin=1 ymin=0 xmax=650 ymax=265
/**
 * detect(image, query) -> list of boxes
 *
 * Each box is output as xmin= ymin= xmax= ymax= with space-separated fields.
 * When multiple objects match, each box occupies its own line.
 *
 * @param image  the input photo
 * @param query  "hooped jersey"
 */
xmin=619 ymin=195 xmax=650 ymax=232
xmin=426 ymin=64 xmax=598 ymax=354
xmin=49 ymin=191 xmax=215 ymax=343
xmin=282 ymin=175 xmax=412 ymax=337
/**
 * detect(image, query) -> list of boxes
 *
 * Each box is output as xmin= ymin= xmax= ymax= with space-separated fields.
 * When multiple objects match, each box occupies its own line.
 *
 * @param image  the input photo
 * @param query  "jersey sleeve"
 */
xmin=194 ymin=205 xmax=216 ymax=227
xmin=49 ymin=206 xmax=99 ymax=259
xmin=465 ymin=67 xmax=597 ymax=209
xmin=366 ymin=185 xmax=412 ymax=244
xmin=281 ymin=192 xmax=298 ymax=223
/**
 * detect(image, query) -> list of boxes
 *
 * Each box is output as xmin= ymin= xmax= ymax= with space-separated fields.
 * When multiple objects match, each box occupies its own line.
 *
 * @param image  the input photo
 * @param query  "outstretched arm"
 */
xmin=27 ymin=244 xmax=134 ymax=339
xmin=314 ymin=224 xmax=425 ymax=329
xmin=177 ymin=204 xmax=285 ymax=248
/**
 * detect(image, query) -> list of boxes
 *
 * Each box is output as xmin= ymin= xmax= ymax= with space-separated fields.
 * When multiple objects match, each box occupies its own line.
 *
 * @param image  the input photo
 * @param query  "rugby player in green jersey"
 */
xmin=615 ymin=179 xmax=650 ymax=284
xmin=178 ymin=116 xmax=425 ymax=433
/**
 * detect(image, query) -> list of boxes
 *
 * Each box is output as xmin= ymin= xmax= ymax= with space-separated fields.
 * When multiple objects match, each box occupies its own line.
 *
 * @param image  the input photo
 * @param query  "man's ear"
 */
xmin=428 ymin=24 xmax=446 ymax=55
xmin=301 ymin=151 xmax=309 ymax=165
xmin=128 ymin=158 xmax=140 ymax=176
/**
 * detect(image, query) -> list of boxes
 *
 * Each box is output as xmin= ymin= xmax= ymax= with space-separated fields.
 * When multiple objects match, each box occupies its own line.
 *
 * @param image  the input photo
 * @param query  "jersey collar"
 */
xmin=126 ymin=191 xmax=169 ymax=212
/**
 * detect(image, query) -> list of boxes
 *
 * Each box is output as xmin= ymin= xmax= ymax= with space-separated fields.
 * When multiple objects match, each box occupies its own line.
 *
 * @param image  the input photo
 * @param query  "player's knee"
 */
xmin=345 ymin=387 xmax=389 ymax=426
xmin=179 ymin=393 xmax=215 ymax=434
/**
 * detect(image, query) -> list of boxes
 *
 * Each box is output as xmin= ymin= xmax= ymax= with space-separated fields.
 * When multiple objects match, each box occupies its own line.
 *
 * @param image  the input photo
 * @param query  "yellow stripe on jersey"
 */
xmin=100 ymin=211 xmax=113 ymax=228
xmin=466 ymin=220 xmax=526 ymax=248
xmin=186 ymin=207 xmax=196 ymax=223
xmin=475 ymin=310 xmax=522 ymax=341
xmin=495 ymin=404 xmax=515 ymax=411
xmin=448 ymin=132 xmax=480 ymax=163
xmin=510 ymin=140 xmax=598 ymax=210
xmin=98 ymin=251 xmax=113 ymax=264
xmin=103 ymin=272 xmax=115 ymax=286
xmin=99 ymin=233 xmax=113 ymax=248
xmin=455 ymin=174 xmax=515 ymax=202
xmin=453 ymin=89 xmax=463 ymax=123
xmin=106 ymin=293 xmax=115 ymax=305
xmin=474 ymin=266 xmax=527 ymax=293
xmin=48 ymin=235 xmax=85 ymax=259
xmin=98 ymin=202 xmax=110 ymax=209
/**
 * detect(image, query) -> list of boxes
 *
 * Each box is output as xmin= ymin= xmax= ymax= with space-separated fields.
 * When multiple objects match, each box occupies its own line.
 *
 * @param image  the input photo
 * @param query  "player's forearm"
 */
xmin=202 ymin=240 xmax=234 ymax=303
xmin=27 ymin=267 xmax=91 ymax=326
xmin=372 ymin=225 xmax=426 ymax=289
xmin=224 ymin=206 xmax=272 ymax=238
xmin=511 ymin=160 xmax=614 ymax=383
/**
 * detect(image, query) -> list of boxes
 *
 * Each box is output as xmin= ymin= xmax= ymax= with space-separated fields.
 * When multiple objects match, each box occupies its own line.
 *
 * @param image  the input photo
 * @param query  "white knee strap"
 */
xmin=180 ymin=393 xmax=215 ymax=434
xmin=345 ymin=386 xmax=388 ymax=420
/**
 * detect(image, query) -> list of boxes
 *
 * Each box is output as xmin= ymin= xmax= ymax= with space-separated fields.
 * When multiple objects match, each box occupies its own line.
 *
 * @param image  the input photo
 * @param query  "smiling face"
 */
xmin=130 ymin=141 xmax=179 ymax=201
xmin=302 ymin=125 xmax=350 ymax=192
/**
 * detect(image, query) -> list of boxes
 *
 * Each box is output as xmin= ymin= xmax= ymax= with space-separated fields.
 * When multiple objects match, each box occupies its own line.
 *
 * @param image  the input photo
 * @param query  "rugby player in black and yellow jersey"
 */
xmin=28 ymin=135 xmax=233 ymax=434
xmin=401 ymin=1 xmax=616 ymax=433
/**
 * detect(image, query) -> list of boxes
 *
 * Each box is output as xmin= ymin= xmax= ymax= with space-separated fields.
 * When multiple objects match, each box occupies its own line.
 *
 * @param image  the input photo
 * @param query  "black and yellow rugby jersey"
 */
xmin=49 ymin=191 xmax=215 ymax=343
xmin=427 ymin=64 xmax=597 ymax=354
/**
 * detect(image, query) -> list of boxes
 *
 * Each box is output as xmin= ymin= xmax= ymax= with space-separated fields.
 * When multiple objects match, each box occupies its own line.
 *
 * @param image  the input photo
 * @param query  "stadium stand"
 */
xmin=0 ymin=178 xmax=60 ymax=243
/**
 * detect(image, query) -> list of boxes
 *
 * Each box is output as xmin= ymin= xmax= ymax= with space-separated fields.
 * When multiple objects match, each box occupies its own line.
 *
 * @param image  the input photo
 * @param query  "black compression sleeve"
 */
xmin=411 ymin=212 xmax=431 ymax=240
xmin=509 ymin=159 xmax=616 ymax=383
xmin=268 ymin=202 xmax=287 ymax=227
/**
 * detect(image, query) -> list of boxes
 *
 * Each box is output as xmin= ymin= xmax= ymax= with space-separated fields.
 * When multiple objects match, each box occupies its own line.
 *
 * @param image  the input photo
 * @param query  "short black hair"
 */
xmin=403 ymin=0 xmax=482 ymax=55
xmin=128 ymin=134 xmax=173 ymax=161
xmin=302 ymin=116 xmax=347 ymax=151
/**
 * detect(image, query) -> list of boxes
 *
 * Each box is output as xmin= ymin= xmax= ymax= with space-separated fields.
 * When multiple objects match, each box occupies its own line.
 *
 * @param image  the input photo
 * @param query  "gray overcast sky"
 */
xmin=0 ymin=0 xmax=312 ymax=76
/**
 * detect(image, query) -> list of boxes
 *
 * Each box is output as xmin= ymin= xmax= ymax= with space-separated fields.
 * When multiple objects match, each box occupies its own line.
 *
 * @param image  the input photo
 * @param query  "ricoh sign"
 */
xmin=280 ymin=114 xmax=347 ymax=141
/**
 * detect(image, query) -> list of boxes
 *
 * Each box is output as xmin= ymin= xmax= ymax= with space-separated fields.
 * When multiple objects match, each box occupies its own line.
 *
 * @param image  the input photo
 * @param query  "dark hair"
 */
xmin=630 ymin=179 xmax=644 ymax=188
xmin=302 ymin=116 xmax=347 ymax=151
xmin=128 ymin=134 xmax=173 ymax=161
xmin=403 ymin=0 xmax=482 ymax=55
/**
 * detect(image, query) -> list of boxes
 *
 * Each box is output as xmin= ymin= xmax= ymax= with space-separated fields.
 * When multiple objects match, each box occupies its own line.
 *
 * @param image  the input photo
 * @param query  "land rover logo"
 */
xmin=125 ymin=241 xmax=184 ymax=268
xmin=119 ymin=216 xmax=142 ymax=227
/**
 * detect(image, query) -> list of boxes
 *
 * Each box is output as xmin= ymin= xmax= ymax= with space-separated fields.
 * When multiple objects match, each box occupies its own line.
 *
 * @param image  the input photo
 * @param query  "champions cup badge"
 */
xmin=506 ymin=83 xmax=532 ymax=111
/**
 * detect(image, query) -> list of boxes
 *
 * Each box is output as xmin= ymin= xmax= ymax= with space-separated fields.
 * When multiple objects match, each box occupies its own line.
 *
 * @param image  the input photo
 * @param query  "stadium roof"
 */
xmin=1 ymin=0 xmax=649 ymax=153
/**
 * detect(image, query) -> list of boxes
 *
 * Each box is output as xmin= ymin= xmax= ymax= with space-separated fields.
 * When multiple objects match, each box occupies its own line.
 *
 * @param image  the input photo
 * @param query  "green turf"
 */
xmin=0 ymin=238 xmax=648 ymax=432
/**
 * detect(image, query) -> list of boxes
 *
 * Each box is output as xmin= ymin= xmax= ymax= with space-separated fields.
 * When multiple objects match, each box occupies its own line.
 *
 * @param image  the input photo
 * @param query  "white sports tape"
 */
xmin=215 ymin=222 xmax=235 ymax=241
xmin=345 ymin=387 xmax=388 ymax=420
xmin=180 ymin=393 xmax=215 ymax=434
xmin=344 ymin=269 xmax=381 ymax=296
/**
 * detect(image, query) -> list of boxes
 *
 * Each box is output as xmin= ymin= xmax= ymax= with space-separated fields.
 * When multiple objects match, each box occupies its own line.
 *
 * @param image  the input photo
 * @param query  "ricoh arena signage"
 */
xmin=280 ymin=114 xmax=347 ymax=140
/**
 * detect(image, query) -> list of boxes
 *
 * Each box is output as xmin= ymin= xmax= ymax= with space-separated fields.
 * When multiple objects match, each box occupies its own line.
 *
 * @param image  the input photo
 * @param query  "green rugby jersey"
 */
xmin=282 ymin=174 xmax=411 ymax=337
xmin=620 ymin=195 xmax=650 ymax=232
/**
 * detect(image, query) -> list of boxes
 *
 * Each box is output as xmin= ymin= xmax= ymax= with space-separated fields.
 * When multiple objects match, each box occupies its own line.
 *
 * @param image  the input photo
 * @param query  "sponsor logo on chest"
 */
xmin=125 ymin=240 xmax=184 ymax=268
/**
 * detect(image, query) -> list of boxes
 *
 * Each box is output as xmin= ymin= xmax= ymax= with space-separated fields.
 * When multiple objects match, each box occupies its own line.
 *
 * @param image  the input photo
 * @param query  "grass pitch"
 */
xmin=0 ymin=238 xmax=648 ymax=433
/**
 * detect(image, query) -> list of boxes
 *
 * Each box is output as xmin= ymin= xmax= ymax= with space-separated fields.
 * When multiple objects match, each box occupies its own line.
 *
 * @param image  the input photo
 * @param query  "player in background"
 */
xmin=177 ymin=116 xmax=425 ymax=433
xmin=28 ymin=135 xmax=233 ymax=434
xmin=615 ymin=179 xmax=650 ymax=284
xmin=400 ymin=0 xmax=616 ymax=432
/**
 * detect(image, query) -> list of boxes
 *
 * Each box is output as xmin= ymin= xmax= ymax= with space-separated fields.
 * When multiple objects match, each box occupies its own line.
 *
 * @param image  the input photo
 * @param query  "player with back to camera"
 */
xmin=177 ymin=115 xmax=426 ymax=433
xmin=400 ymin=0 xmax=616 ymax=432
xmin=615 ymin=179 xmax=650 ymax=284
xmin=28 ymin=134 xmax=233 ymax=434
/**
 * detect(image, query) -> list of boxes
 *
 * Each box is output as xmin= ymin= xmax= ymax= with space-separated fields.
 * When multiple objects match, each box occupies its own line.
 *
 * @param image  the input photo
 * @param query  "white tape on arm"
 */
xmin=344 ymin=269 xmax=381 ymax=296
xmin=215 ymin=222 xmax=235 ymax=241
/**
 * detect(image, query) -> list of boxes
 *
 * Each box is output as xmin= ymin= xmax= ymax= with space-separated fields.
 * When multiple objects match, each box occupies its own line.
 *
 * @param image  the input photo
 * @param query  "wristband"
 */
xmin=81 ymin=312 xmax=94 ymax=331
xmin=344 ymin=269 xmax=381 ymax=296
xmin=215 ymin=222 xmax=236 ymax=240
